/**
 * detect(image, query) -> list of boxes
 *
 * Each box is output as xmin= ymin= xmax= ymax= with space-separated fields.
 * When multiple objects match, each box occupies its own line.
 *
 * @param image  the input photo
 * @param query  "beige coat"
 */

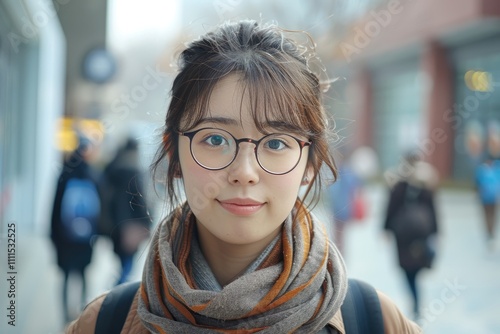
xmin=66 ymin=289 xmax=421 ymax=333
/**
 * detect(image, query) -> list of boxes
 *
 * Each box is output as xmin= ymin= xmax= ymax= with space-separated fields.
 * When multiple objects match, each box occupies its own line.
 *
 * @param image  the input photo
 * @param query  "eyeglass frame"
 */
xmin=179 ymin=127 xmax=312 ymax=175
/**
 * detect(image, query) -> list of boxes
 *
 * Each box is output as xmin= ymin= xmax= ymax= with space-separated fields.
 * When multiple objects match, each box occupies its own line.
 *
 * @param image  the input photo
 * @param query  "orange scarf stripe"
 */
xmin=140 ymin=284 xmax=150 ymax=309
xmin=294 ymin=202 xmax=313 ymax=268
xmin=311 ymin=282 xmax=327 ymax=319
xmin=298 ymin=214 xmax=311 ymax=267
xmin=161 ymin=267 xmax=198 ymax=324
xmin=190 ymin=302 xmax=209 ymax=313
xmin=309 ymin=225 xmax=331 ymax=321
xmin=268 ymin=258 xmax=324 ymax=310
xmin=152 ymin=253 xmax=174 ymax=319
xmin=256 ymin=240 xmax=283 ymax=270
xmin=245 ymin=204 xmax=314 ymax=316
xmin=153 ymin=323 xmax=167 ymax=334
xmin=178 ymin=217 xmax=195 ymax=287
xmin=268 ymin=220 xmax=329 ymax=309
xmin=245 ymin=228 xmax=294 ymax=316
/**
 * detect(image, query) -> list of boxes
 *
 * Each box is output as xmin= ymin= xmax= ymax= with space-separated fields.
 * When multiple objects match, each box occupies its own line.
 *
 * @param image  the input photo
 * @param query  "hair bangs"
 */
xmin=175 ymin=62 xmax=235 ymax=131
xmin=241 ymin=58 xmax=318 ymax=138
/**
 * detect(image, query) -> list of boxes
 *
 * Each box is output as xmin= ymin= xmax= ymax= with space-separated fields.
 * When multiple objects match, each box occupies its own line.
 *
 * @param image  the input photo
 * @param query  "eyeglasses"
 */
xmin=180 ymin=127 xmax=312 ymax=175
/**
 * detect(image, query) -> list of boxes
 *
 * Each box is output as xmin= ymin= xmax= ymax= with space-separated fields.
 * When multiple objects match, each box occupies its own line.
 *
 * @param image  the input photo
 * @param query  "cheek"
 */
xmin=267 ymin=170 xmax=303 ymax=201
xmin=180 ymin=152 xmax=228 ymax=205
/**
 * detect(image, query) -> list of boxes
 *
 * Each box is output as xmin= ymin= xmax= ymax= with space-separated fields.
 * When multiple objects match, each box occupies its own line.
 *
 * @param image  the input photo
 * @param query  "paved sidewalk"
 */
xmin=1 ymin=183 xmax=499 ymax=333
xmin=0 ymin=233 xmax=144 ymax=334
xmin=314 ymin=183 xmax=500 ymax=334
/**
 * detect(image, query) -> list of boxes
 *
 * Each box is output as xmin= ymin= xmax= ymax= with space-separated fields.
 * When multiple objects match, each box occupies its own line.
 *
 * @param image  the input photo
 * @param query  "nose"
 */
xmin=227 ymin=142 xmax=260 ymax=185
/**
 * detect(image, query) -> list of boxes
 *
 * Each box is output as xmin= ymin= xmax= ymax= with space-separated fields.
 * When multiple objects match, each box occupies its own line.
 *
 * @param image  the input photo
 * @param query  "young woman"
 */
xmin=67 ymin=20 xmax=421 ymax=333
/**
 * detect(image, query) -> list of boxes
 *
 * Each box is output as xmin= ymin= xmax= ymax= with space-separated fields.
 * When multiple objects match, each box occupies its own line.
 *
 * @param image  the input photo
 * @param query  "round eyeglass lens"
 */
xmin=256 ymin=134 xmax=302 ymax=174
xmin=190 ymin=128 xmax=236 ymax=169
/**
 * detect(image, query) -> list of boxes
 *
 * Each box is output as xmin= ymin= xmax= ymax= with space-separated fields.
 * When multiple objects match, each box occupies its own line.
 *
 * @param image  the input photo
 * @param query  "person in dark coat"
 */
xmin=383 ymin=150 xmax=439 ymax=319
xmin=50 ymin=137 xmax=101 ymax=324
xmin=101 ymin=137 xmax=151 ymax=285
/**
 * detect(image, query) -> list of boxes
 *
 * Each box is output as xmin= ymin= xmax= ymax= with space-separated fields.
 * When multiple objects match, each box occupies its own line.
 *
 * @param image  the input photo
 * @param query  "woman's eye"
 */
xmin=265 ymin=139 xmax=287 ymax=150
xmin=204 ymin=134 xmax=227 ymax=146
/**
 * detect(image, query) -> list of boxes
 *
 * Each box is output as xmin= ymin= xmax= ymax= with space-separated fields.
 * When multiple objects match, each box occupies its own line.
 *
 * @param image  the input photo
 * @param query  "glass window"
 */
xmin=373 ymin=62 xmax=423 ymax=171
xmin=452 ymin=47 xmax=500 ymax=181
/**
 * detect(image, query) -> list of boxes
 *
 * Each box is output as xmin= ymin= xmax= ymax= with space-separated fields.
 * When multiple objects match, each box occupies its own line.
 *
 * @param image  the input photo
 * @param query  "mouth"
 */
xmin=217 ymin=198 xmax=265 ymax=216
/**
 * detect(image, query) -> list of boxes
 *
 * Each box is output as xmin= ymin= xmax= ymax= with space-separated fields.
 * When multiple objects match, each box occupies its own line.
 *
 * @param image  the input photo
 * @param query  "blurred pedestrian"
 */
xmin=326 ymin=151 xmax=363 ymax=255
xmin=383 ymin=150 xmax=439 ymax=319
xmin=50 ymin=136 xmax=101 ymax=324
xmin=101 ymin=137 xmax=151 ymax=285
xmin=474 ymin=154 xmax=500 ymax=251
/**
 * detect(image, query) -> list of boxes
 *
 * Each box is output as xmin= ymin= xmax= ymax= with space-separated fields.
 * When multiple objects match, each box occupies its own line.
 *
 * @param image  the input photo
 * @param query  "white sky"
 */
xmin=106 ymin=0 xmax=181 ymax=52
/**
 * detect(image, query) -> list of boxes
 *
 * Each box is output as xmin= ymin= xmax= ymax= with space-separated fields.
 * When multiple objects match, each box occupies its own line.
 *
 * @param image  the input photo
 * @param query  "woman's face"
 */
xmin=178 ymin=74 xmax=310 ymax=247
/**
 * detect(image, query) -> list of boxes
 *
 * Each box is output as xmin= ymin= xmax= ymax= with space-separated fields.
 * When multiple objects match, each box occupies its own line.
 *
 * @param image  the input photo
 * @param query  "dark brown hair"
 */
xmin=151 ymin=20 xmax=337 ymax=209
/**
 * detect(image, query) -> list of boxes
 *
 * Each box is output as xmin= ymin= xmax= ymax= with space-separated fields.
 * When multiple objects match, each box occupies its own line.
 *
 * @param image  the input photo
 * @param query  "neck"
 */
xmin=195 ymin=221 xmax=280 ymax=287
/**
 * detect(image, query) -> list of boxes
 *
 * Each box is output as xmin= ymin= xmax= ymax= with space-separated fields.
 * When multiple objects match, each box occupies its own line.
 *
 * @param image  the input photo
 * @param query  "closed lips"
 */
xmin=217 ymin=199 xmax=265 ymax=215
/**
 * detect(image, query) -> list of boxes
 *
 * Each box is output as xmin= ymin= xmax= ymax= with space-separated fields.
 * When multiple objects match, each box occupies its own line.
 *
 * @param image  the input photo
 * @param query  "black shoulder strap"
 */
xmin=341 ymin=278 xmax=385 ymax=334
xmin=95 ymin=281 xmax=141 ymax=334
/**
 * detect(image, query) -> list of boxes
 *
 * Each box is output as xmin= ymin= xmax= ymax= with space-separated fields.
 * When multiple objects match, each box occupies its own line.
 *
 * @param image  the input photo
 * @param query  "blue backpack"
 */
xmin=60 ymin=178 xmax=100 ymax=243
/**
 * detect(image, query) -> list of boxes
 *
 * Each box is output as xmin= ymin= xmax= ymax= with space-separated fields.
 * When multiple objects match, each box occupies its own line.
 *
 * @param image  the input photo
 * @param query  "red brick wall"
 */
xmin=421 ymin=41 xmax=454 ymax=179
xmin=336 ymin=0 xmax=495 ymax=62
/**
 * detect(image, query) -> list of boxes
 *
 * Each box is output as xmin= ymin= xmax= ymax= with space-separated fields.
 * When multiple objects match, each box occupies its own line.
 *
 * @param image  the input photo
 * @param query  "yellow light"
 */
xmin=55 ymin=117 xmax=105 ymax=152
xmin=464 ymin=70 xmax=492 ymax=92
xmin=464 ymin=70 xmax=474 ymax=90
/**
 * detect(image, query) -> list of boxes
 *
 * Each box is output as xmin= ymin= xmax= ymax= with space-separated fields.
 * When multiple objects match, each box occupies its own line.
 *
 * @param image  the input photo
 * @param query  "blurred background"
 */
xmin=0 ymin=0 xmax=499 ymax=333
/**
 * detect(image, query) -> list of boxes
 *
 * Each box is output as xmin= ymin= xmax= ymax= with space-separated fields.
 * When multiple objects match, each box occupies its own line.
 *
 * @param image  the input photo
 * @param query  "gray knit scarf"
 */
xmin=137 ymin=201 xmax=347 ymax=333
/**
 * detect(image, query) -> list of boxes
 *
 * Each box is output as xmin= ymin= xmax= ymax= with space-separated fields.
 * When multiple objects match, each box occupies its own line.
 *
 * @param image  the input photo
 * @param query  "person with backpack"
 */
xmin=51 ymin=136 xmax=102 ymax=324
xmin=383 ymin=150 xmax=439 ymax=320
xmin=100 ymin=137 xmax=151 ymax=285
xmin=66 ymin=20 xmax=421 ymax=333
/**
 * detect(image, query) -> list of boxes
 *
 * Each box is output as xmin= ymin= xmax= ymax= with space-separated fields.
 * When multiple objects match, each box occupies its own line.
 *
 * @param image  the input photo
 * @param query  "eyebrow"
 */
xmin=200 ymin=117 xmax=300 ymax=130
xmin=198 ymin=117 xmax=239 ymax=126
xmin=265 ymin=121 xmax=304 ymax=133
xmin=198 ymin=117 xmax=308 ymax=136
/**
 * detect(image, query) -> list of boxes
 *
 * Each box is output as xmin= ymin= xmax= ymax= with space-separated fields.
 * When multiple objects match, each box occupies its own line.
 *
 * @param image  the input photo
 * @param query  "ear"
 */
xmin=301 ymin=166 xmax=314 ymax=186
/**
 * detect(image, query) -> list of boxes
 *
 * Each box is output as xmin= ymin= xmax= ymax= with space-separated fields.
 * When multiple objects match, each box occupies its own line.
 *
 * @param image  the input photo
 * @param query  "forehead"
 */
xmin=188 ymin=73 xmax=309 ymax=135
xmin=207 ymin=75 xmax=250 ymax=123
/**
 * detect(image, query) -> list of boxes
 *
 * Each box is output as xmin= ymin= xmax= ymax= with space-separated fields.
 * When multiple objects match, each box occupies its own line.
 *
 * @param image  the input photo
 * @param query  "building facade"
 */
xmin=336 ymin=0 xmax=500 ymax=183
xmin=0 ymin=1 xmax=66 ymax=234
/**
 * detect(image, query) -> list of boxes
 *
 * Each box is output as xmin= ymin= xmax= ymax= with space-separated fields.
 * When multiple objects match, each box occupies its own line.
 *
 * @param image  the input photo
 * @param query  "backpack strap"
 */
xmin=341 ymin=278 xmax=385 ymax=334
xmin=95 ymin=281 xmax=141 ymax=334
